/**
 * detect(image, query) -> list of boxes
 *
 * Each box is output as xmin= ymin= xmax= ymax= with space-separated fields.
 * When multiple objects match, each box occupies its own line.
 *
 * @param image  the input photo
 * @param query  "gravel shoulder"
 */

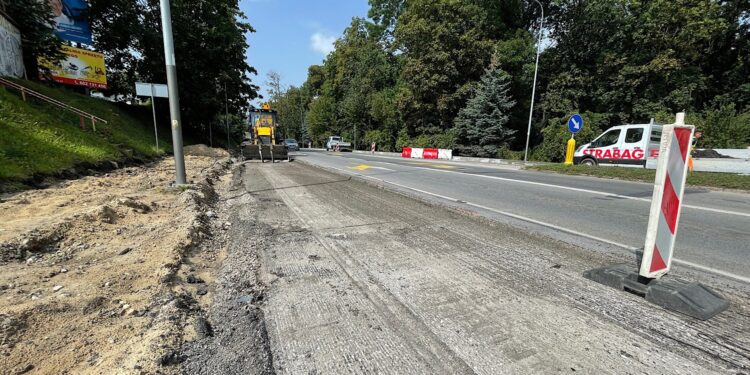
xmin=204 ymin=160 xmax=750 ymax=374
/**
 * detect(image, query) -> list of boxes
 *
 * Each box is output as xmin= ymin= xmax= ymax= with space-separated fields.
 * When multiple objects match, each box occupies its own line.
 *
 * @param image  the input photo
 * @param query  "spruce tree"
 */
xmin=454 ymin=67 xmax=516 ymax=157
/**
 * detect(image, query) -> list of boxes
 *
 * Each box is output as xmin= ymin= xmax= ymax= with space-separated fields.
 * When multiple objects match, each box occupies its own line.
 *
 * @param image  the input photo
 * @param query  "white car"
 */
xmin=574 ymin=122 xmax=662 ymax=167
xmin=325 ymin=136 xmax=352 ymax=151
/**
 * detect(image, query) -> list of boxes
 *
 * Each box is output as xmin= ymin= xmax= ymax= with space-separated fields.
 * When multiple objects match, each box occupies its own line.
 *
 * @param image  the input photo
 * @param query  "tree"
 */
xmin=454 ymin=67 xmax=517 ymax=157
xmin=88 ymin=0 xmax=259 ymax=143
xmin=4 ymin=0 xmax=63 ymax=75
xmin=306 ymin=96 xmax=336 ymax=145
xmin=395 ymin=0 xmax=523 ymax=135
xmin=265 ymin=71 xmax=284 ymax=102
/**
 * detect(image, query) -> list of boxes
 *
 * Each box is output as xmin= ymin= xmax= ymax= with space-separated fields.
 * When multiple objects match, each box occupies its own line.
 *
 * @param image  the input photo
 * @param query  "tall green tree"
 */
xmin=394 ymin=0 xmax=524 ymax=135
xmin=454 ymin=67 xmax=517 ymax=157
xmin=88 ymin=0 xmax=259 ymax=143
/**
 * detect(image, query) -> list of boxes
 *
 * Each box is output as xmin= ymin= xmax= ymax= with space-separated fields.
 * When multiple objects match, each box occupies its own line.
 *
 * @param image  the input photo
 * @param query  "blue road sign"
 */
xmin=568 ymin=114 xmax=583 ymax=134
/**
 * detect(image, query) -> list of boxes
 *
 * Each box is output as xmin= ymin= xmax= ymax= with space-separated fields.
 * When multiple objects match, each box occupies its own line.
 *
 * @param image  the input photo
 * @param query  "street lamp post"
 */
xmin=524 ymin=0 xmax=544 ymax=163
xmin=159 ymin=0 xmax=187 ymax=185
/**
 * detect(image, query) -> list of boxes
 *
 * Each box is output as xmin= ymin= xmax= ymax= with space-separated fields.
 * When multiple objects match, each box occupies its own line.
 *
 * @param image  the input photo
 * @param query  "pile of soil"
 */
xmin=693 ymin=149 xmax=731 ymax=158
xmin=0 ymin=151 xmax=232 ymax=374
xmin=184 ymin=144 xmax=231 ymax=158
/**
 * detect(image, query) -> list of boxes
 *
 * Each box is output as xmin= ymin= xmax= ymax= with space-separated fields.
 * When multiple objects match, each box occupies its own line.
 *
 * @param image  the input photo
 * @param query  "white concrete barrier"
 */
xmin=438 ymin=149 xmax=452 ymax=160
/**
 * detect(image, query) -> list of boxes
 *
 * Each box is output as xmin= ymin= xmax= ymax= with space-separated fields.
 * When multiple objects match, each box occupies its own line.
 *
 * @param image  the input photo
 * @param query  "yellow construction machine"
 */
xmin=242 ymin=103 xmax=289 ymax=161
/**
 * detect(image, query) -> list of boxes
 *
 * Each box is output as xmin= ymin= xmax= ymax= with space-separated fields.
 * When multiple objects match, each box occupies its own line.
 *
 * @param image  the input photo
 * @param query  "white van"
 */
xmin=573 ymin=121 xmax=662 ymax=167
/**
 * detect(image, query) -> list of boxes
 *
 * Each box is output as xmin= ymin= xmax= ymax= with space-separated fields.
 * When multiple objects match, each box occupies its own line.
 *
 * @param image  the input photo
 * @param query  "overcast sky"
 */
xmin=240 ymin=0 xmax=369 ymax=104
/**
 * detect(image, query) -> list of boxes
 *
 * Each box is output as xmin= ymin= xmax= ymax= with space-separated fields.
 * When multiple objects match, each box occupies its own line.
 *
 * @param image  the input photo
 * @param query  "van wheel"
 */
xmin=581 ymin=158 xmax=597 ymax=166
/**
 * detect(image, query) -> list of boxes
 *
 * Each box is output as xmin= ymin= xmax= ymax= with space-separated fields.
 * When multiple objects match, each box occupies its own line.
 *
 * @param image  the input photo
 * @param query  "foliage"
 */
xmin=533 ymin=112 xmax=609 ymax=162
xmin=0 ymin=79 xmax=169 ymax=184
xmin=363 ymin=130 xmax=394 ymax=151
xmin=395 ymin=0 xmax=507 ymax=135
xmin=274 ymin=0 xmax=750 ymax=160
xmin=87 ymin=0 xmax=259 ymax=143
xmin=454 ymin=67 xmax=516 ymax=157
xmin=693 ymin=104 xmax=750 ymax=149
xmin=4 ymin=0 xmax=64 ymax=73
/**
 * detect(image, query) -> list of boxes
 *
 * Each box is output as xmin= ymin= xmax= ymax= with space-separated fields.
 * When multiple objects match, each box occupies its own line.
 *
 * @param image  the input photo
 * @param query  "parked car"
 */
xmin=284 ymin=138 xmax=299 ymax=151
xmin=574 ymin=121 xmax=662 ymax=167
xmin=325 ymin=136 xmax=352 ymax=151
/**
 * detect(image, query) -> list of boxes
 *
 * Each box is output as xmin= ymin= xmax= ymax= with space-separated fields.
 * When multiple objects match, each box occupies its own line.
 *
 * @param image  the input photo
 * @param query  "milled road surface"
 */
xmin=197 ymin=160 xmax=749 ymax=374
xmin=295 ymin=150 xmax=750 ymax=280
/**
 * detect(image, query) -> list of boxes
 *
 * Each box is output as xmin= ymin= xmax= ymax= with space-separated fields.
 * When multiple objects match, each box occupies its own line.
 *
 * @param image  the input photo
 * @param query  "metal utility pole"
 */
xmin=524 ymin=0 xmax=544 ymax=163
xmin=159 ymin=0 xmax=186 ymax=185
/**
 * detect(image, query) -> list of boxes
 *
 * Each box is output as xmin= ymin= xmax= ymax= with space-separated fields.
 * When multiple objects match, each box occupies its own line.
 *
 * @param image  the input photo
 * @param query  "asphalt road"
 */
xmin=294 ymin=150 xmax=750 ymax=281
xmin=204 ymin=160 xmax=749 ymax=374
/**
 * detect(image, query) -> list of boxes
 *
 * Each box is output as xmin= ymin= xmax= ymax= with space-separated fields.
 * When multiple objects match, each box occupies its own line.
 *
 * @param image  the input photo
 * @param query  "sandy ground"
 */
xmin=0 ymin=146 xmax=232 ymax=375
xmin=191 ymin=160 xmax=750 ymax=374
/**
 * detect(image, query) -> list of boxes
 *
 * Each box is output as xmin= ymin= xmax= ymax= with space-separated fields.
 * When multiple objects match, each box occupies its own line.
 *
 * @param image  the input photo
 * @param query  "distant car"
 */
xmin=326 ymin=136 xmax=352 ymax=151
xmin=284 ymin=139 xmax=299 ymax=151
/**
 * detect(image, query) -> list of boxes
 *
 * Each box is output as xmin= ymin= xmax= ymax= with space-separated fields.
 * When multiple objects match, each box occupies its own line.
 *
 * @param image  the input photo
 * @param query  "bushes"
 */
xmin=693 ymin=104 xmax=750 ymax=149
xmin=363 ymin=129 xmax=394 ymax=151
xmin=532 ymin=112 xmax=609 ymax=162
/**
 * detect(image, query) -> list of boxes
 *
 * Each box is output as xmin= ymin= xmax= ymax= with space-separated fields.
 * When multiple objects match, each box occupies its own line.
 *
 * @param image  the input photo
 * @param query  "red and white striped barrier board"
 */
xmin=401 ymin=147 xmax=452 ymax=160
xmin=640 ymin=114 xmax=694 ymax=278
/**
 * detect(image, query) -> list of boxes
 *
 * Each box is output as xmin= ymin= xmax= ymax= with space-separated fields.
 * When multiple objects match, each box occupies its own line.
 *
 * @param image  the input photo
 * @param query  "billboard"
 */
xmin=49 ymin=0 xmax=92 ymax=44
xmin=39 ymin=45 xmax=107 ymax=89
xmin=0 ymin=13 xmax=25 ymax=78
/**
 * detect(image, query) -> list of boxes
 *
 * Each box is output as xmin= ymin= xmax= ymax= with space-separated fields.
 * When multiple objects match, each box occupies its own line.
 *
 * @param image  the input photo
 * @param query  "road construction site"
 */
xmin=1 ymin=151 xmax=749 ymax=374
xmin=188 ymin=158 xmax=749 ymax=374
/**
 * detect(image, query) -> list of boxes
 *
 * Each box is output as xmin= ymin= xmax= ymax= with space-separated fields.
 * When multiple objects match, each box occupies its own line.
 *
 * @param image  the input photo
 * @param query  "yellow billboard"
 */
xmin=39 ymin=45 xmax=107 ymax=89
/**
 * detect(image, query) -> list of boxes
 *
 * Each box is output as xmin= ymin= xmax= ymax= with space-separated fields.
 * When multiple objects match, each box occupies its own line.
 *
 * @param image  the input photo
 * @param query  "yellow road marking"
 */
xmin=349 ymin=164 xmax=371 ymax=171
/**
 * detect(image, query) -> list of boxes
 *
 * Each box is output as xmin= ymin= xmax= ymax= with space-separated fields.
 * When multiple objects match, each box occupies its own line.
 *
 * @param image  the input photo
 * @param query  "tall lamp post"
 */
xmin=524 ymin=0 xmax=544 ymax=163
xmin=159 ymin=0 xmax=187 ymax=185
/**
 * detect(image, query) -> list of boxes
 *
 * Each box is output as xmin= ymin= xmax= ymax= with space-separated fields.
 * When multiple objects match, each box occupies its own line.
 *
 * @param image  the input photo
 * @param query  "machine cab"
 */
xmin=248 ymin=103 xmax=279 ymax=145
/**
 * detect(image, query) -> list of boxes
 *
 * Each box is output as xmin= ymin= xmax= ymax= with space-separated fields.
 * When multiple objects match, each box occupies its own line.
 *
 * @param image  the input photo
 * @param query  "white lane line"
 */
xmin=368 ymin=166 xmax=395 ymax=171
xmin=318 ymin=163 xmax=750 ymax=284
xmin=324 ymin=154 xmax=750 ymax=219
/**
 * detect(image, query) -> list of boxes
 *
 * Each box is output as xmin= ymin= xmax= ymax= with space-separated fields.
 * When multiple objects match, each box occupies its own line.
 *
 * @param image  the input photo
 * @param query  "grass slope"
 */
xmin=527 ymin=164 xmax=750 ymax=191
xmin=0 ymin=79 xmax=171 ymax=183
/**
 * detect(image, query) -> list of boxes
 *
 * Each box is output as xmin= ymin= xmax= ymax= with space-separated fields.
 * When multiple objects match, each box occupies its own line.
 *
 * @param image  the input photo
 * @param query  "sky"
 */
xmin=240 ymin=0 xmax=370 ymax=104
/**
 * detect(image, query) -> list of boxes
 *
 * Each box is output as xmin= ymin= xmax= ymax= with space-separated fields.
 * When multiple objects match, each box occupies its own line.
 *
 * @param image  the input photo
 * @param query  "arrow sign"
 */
xmin=568 ymin=114 xmax=583 ymax=134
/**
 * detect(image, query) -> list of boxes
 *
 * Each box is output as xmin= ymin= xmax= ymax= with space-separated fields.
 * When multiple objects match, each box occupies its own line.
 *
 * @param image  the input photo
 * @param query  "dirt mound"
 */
xmin=184 ymin=144 xmax=230 ymax=158
xmin=693 ymin=149 xmax=731 ymax=158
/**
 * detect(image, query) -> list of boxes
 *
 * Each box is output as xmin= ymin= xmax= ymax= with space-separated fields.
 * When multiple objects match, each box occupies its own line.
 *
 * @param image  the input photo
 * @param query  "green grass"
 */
xmin=527 ymin=164 xmax=750 ymax=191
xmin=0 ymin=79 xmax=172 ymax=184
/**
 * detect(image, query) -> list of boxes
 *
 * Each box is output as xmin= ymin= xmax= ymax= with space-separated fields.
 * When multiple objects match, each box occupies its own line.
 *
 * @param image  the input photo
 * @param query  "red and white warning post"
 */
xmin=640 ymin=113 xmax=694 ymax=279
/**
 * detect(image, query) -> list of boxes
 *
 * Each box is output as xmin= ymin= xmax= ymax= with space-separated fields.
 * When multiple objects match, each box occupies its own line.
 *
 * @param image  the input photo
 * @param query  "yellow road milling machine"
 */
xmin=242 ymin=103 xmax=289 ymax=162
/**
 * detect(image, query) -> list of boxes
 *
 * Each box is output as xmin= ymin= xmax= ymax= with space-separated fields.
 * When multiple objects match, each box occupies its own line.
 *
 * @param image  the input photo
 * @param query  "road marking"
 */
xmin=408 ymin=162 xmax=456 ymax=169
xmin=317 ymin=163 xmax=750 ymax=284
xmin=322 ymin=153 xmax=750 ymax=219
xmin=348 ymin=164 xmax=394 ymax=172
